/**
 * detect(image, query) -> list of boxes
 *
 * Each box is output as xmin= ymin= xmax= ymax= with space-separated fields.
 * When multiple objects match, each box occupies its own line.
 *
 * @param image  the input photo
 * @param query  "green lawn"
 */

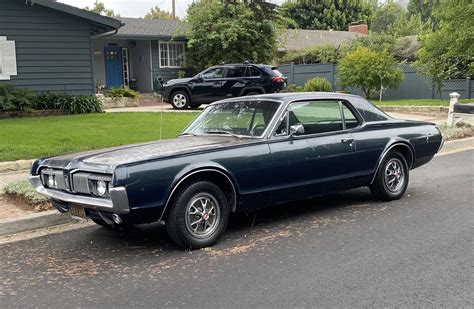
xmin=372 ymin=98 xmax=472 ymax=106
xmin=0 ymin=112 xmax=198 ymax=162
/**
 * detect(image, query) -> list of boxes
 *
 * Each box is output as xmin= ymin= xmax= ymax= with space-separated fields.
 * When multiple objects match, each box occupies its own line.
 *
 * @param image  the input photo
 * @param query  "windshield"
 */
xmin=183 ymin=101 xmax=281 ymax=137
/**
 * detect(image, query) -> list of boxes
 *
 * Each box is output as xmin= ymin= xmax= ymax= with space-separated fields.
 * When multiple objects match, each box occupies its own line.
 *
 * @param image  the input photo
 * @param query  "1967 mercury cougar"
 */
xmin=30 ymin=93 xmax=443 ymax=248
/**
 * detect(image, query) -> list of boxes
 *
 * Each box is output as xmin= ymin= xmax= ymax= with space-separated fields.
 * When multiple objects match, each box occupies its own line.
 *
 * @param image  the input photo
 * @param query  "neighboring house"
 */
xmin=0 ymin=0 xmax=121 ymax=94
xmin=278 ymin=26 xmax=367 ymax=53
xmin=92 ymin=17 xmax=187 ymax=93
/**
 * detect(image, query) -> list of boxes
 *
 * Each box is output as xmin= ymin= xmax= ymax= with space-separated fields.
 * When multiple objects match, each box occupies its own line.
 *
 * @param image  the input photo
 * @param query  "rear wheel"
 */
xmin=170 ymin=91 xmax=190 ymax=110
xmin=165 ymin=181 xmax=229 ymax=249
xmin=370 ymin=151 xmax=409 ymax=201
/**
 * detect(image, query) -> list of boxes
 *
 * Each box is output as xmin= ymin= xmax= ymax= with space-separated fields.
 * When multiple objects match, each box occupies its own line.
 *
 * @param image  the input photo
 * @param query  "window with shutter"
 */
xmin=0 ymin=37 xmax=17 ymax=80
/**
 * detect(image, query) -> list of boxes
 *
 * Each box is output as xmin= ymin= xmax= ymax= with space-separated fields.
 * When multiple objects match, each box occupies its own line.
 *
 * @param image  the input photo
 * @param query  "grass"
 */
xmin=0 ymin=112 xmax=198 ymax=162
xmin=373 ymin=99 xmax=472 ymax=106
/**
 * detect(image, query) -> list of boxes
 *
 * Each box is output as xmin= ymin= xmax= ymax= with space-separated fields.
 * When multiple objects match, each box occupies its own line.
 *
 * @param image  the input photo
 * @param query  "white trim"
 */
xmin=0 ymin=36 xmax=17 ymax=80
xmin=150 ymin=40 xmax=154 ymax=92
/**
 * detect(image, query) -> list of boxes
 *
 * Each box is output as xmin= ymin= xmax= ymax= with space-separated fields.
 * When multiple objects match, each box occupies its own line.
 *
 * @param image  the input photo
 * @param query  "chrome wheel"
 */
xmin=384 ymin=158 xmax=405 ymax=193
xmin=185 ymin=193 xmax=220 ymax=238
xmin=172 ymin=93 xmax=187 ymax=108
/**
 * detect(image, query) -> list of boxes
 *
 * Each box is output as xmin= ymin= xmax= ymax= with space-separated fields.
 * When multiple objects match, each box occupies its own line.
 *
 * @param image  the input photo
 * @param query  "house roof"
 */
xmin=278 ymin=29 xmax=366 ymax=52
xmin=114 ymin=17 xmax=185 ymax=39
xmin=28 ymin=0 xmax=123 ymax=35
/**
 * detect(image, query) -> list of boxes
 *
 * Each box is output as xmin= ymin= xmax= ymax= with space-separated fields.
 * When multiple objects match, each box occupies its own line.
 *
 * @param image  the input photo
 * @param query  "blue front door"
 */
xmin=104 ymin=46 xmax=123 ymax=88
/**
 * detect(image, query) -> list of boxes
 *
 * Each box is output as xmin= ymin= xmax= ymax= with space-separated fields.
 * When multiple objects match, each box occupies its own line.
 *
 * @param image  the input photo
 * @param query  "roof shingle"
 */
xmin=115 ymin=17 xmax=185 ymax=39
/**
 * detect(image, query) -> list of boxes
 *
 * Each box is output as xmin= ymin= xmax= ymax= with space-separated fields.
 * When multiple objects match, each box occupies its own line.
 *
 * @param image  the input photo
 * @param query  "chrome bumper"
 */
xmin=29 ymin=176 xmax=130 ymax=214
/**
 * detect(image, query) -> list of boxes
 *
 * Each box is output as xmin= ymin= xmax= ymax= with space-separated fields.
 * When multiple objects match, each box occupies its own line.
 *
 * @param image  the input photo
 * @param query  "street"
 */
xmin=1 ymin=149 xmax=473 ymax=307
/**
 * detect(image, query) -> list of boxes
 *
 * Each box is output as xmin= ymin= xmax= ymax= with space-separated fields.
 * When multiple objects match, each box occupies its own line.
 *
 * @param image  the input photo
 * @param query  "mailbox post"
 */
xmin=447 ymin=92 xmax=460 ymax=127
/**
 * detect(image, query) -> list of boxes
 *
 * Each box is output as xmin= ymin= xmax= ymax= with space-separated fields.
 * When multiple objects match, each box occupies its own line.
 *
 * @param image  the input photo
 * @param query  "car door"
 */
xmin=221 ymin=66 xmax=248 ymax=98
xmin=189 ymin=67 xmax=227 ymax=103
xmin=268 ymin=100 xmax=359 ymax=204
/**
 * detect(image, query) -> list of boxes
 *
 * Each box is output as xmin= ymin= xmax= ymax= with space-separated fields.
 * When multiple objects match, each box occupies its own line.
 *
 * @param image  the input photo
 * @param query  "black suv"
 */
xmin=163 ymin=63 xmax=286 ymax=109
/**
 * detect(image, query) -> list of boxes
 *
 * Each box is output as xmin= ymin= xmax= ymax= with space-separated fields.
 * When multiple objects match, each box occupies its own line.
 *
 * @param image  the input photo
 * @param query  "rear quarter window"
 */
xmin=350 ymin=97 xmax=390 ymax=122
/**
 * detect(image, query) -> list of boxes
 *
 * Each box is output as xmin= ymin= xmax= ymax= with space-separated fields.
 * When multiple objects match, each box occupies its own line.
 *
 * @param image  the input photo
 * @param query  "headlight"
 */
xmin=48 ymin=175 xmax=57 ymax=188
xmin=96 ymin=180 xmax=108 ymax=197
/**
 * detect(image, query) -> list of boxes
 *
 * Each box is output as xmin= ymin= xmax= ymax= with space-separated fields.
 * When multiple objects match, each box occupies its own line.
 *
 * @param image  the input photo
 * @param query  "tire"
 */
xmin=165 ymin=181 xmax=229 ymax=249
xmin=170 ymin=90 xmax=191 ymax=110
xmin=370 ymin=151 xmax=409 ymax=201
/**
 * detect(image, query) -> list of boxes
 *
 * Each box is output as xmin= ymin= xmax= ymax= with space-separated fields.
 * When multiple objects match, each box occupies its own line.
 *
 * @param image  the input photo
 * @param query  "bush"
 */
xmin=338 ymin=47 xmax=404 ymax=99
xmin=0 ymin=85 xmax=36 ymax=111
xmin=35 ymin=92 xmax=71 ymax=110
xmin=280 ymin=45 xmax=344 ymax=65
xmin=285 ymin=83 xmax=303 ymax=92
xmin=3 ymin=180 xmax=49 ymax=206
xmin=303 ymin=77 xmax=333 ymax=92
xmin=59 ymin=96 xmax=103 ymax=115
xmin=104 ymin=87 xmax=140 ymax=99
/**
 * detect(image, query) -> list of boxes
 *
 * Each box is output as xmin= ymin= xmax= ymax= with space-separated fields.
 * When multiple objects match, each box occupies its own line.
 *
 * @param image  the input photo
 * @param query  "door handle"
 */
xmin=341 ymin=138 xmax=354 ymax=144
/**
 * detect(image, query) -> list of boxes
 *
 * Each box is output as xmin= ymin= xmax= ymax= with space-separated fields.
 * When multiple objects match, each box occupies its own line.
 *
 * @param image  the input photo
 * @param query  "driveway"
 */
xmin=1 ymin=150 xmax=473 ymax=307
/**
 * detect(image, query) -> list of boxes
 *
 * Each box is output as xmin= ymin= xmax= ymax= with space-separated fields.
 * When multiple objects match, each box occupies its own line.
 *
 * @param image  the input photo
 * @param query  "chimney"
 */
xmin=348 ymin=22 xmax=368 ymax=35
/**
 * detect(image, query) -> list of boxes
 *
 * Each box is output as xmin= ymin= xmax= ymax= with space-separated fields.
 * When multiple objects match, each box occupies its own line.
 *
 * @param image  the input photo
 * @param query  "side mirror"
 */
xmin=289 ymin=124 xmax=304 ymax=137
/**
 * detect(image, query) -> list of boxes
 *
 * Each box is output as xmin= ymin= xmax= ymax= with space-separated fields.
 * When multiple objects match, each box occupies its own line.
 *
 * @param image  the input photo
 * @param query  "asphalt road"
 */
xmin=1 ymin=150 xmax=473 ymax=308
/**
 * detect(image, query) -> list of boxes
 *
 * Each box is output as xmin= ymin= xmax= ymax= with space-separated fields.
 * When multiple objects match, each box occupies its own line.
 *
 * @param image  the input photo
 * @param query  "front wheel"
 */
xmin=165 ymin=181 xmax=229 ymax=249
xmin=170 ymin=91 xmax=190 ymax=110
xmin=370 ymin=151 xmax=409 ymax=201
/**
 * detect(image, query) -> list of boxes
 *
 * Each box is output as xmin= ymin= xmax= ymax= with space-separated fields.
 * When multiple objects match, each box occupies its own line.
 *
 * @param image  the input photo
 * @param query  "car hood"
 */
xmin=38 ymin=136 xmax=259 ymax=171
xmin=165 ymin=78 xmax=192 ymax=86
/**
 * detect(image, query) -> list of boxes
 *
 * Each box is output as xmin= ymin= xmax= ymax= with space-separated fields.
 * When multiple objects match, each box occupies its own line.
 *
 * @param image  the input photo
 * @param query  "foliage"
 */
xmin=371 ymin=1 xmax=405 ymax=33
xmin=303 ymin=77 xmax=333 ymax=92
xmin=104 ymin=87 xmax=140 ymax=99
xmin=280 ymin=45 xmax=346 ymax=65
xmin=280 ymin=0 xmax=376 ymax=31
xmin=177 ymin=70 xmax=186 ymax=79
xmin=387 ymin=12 xmax=423 ymax=37
xmin=285 ymin=83 xmax=303 ymax=92
xmin=408 ymin=0 xmax=435 ymax=23
xmin=59 ymin=96 xmax=103 ymax=115
xmin=0 ymin=112 xmax=198 ymax=162
xmin=0 ymin=85 xmax=36 ymax=112
xmin=84 ymin=0 xmax=118 ymax=17
xmin=144 ymin=6 xmax=175 ymax=20
xmin=416 ymin=0 xmax=474 ymax=94
xmin=35 ymin=92 xmax=71 ymax=110
xmin=338 ymin=47 xmax=404 ymax=99
xmin=185 ymin=0 xmax=279 ymax=70
xmin=3 ymin=180 xmax=49 ymax=206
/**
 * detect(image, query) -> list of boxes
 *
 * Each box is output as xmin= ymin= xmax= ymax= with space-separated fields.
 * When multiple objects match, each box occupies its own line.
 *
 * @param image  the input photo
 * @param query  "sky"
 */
xmin=58 ymin=0 xmax=285 ymax=18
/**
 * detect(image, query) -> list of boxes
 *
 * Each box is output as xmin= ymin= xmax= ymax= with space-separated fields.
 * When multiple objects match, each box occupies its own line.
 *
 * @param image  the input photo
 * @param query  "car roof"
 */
xmin=211 ymin=92 xmax=364 ymax=104
xmin=213 ymin=63 xmax=270 ymax=68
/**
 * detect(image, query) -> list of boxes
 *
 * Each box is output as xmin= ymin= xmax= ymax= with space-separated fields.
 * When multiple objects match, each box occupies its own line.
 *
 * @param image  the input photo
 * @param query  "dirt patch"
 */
xmin=0 ymin=195 xmax=35 ymax=220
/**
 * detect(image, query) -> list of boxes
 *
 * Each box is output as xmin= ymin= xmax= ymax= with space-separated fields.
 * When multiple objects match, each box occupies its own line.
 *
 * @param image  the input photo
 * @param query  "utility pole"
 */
xmin=172 ymin=0 xmax=176 ymax=19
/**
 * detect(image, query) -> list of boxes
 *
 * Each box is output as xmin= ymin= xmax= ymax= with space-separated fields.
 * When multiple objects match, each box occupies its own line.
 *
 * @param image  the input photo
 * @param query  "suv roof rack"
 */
xmin=243 ymin=60 xmax=253 ymax=64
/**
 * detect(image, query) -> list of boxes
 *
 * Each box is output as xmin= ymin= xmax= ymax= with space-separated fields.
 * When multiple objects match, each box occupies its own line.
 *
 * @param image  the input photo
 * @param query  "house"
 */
xmin=278 ymin=25 xmax=368 ymax=53
xmin=0 ymin=0 xmax=187 ymax=95
xmin=0 ymin=0 xmax=121 ymax=95
xmin=92 ymin=17 xmax=187 ymax=94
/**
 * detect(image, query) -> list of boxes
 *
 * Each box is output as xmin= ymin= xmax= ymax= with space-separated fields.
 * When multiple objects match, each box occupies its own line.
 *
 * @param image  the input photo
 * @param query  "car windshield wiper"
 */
xmin=180 ymin=132 xmax=198 ymax=136
xmin=204 ymin=130 xmax=242 ymax=138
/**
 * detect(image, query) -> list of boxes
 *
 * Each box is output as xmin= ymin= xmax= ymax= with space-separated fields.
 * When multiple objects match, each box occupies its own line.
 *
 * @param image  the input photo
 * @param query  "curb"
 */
xmin=0 ymin=159 xmax=34 ymax=173
xmin=0 ymin=210 xmax=75 ymax=236
xmin=439 ymin=136 xmax=474 ymax=154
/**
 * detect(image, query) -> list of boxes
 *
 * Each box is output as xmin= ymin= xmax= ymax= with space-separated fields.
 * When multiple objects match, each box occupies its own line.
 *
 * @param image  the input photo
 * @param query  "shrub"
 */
xmin=281 ymin=45 xmax=344 ymax=65
xmin=59 ymin=96 xmax=103 ymax=115
xmin=303 ymin=77 xmax=333 ymax=92
xmin=3 ymin=180 xmax=49 ymax=206
xmin=104 ymin=87 xmax=140 ymax=99
xmin=0 ymin=85 xmax=36 ymax=111
xmin=338 ymin=47 xmax=404 ymax=99
xmin=285 ymin=83 xmax=303 ymax=92
xmin=35 ymin=92 xmax=71 ymax=110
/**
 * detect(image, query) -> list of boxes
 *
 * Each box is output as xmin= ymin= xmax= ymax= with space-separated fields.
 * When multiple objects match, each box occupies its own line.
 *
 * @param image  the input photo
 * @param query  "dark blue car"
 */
xmin=30 ymin=93 xmax=443 ymax=248
xmin=162 ymin=62 xmax=286 ymax=109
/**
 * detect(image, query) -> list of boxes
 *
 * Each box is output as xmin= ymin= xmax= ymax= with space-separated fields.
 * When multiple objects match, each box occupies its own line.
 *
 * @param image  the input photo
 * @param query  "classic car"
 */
xmin=29 ymin=93 xmax=443 ymax=248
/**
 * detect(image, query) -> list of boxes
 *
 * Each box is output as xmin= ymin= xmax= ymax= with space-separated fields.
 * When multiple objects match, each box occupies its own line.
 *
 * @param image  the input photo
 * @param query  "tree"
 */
xmin=144 ymin=6 xmax=175 ymax=20
xmin=185 ymin=1 xmax=279 ymax=70
xmin=416 ymin=0 xmax=474 ymax=94
xmin=84 ymin=0 xmax=118 ymax=17
xmin=338 ymin=47 xmax=404 ymax=99
xmin=371 ymin=1 xmax=405 ymax=33
xmin=280 ymin=0 xmax=376 ymax=31
xmin=407 ymin=0 xmax=435 ymax=22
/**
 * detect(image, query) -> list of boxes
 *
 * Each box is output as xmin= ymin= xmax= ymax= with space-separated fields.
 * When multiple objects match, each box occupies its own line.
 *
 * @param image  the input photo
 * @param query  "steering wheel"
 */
xmin=250 ymin=124 xmax=266 ymax=135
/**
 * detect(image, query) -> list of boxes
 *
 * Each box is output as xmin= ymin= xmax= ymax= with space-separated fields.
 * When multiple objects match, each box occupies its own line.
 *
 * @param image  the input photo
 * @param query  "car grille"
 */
xmin=40 ymin=169 xmax=112 ymax=196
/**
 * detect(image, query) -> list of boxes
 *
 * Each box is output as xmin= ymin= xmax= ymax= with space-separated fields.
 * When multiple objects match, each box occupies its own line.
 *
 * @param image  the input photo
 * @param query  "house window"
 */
xmin=0 ymin=37 xmax=17 ymax=80
xmin=159 ymin=41 xmax=185 ymax=68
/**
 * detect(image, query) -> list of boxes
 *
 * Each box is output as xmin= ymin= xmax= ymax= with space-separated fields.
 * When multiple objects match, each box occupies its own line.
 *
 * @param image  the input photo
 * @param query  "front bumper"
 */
xmin=29 ymin=176 xmax=130 ymax=214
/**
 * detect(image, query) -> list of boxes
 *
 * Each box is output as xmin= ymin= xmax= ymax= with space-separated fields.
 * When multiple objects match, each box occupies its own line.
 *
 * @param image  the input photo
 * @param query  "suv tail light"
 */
xmin=272 ymin=76 xmax=285 ymax=83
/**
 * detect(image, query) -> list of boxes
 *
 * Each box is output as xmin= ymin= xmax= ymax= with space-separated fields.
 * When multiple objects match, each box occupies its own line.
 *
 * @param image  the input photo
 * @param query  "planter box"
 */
xmin=101 ymin=97 xmax=140 ymax=109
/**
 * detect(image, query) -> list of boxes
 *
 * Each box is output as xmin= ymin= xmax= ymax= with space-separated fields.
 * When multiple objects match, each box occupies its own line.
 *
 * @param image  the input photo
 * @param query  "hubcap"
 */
xmin=173 ymin=93 xmax=187 ymax=108
xmin=384 ymin=158 xmax=405 ymax=193
xmin=185 ymin=193 xmax=220 ymax=238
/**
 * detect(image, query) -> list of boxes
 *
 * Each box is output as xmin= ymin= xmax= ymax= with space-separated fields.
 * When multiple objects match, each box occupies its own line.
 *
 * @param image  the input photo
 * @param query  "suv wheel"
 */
xmin=171 ymin=91 xmax=190 ymax=110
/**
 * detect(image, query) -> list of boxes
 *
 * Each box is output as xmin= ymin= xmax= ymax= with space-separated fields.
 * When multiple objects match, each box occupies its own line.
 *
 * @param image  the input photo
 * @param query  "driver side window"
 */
xmin=286 ymin=100 xmax=343 ymax=135
xmin=201 ymin=67 xmax=224 ymax=79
